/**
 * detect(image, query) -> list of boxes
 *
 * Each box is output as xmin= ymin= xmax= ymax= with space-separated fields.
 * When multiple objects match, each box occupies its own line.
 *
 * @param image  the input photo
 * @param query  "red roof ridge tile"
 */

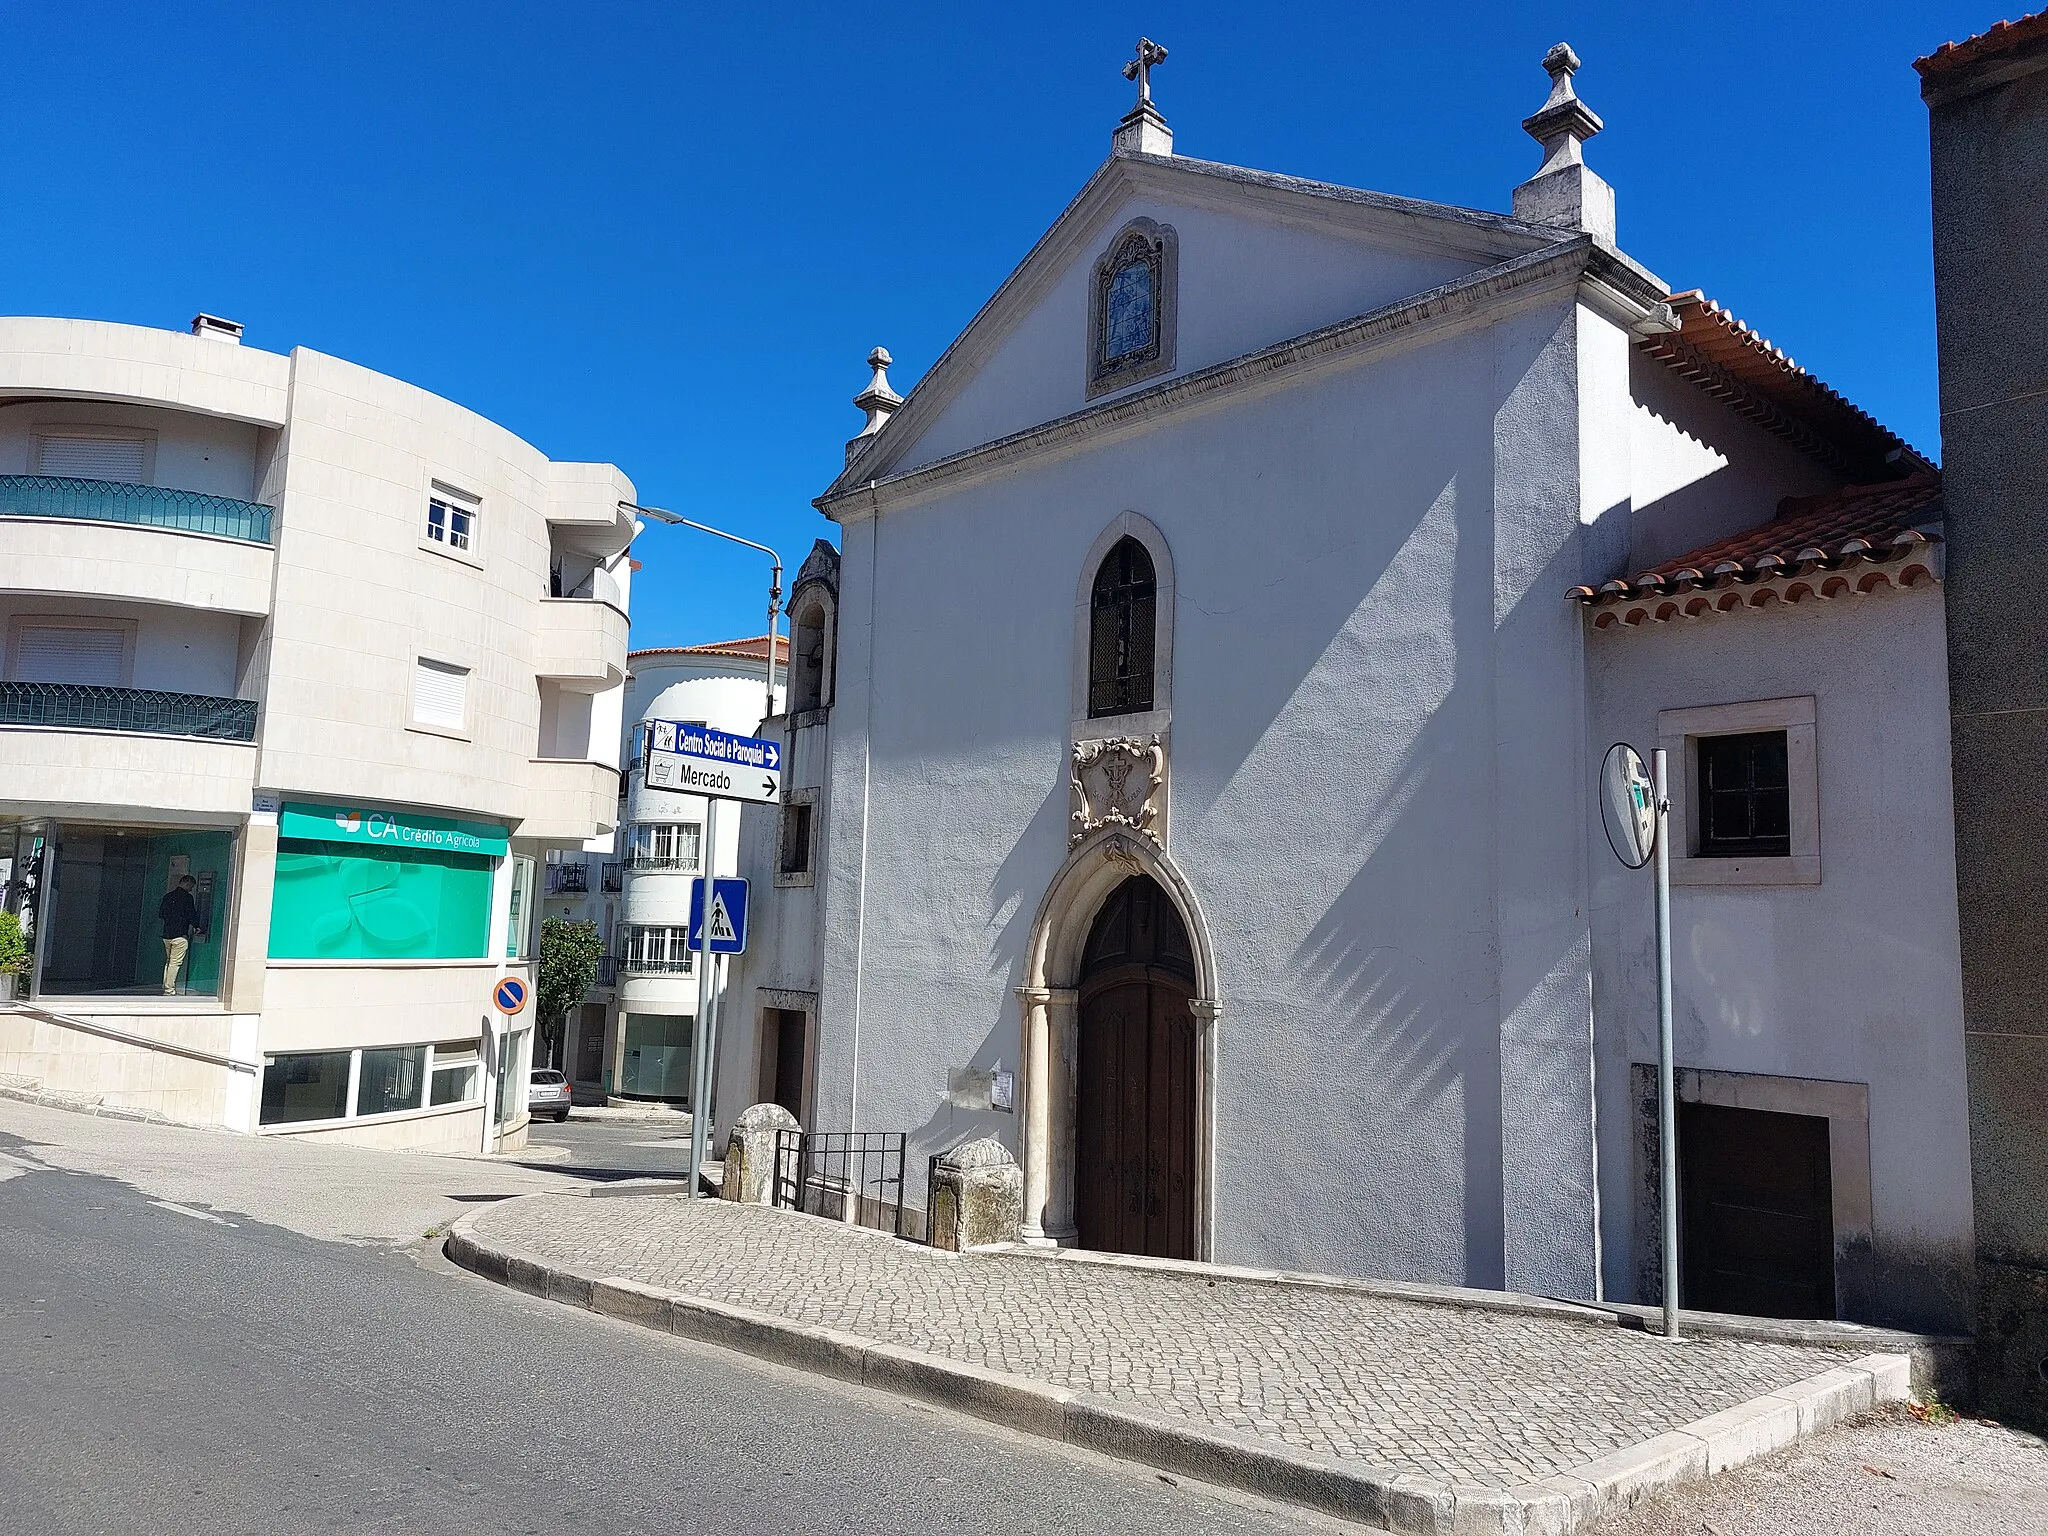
xmin=1569 ymin=473 xmax=1945 ymax=630
xmin=1916 ymin=11 xmax=2048 ymax=78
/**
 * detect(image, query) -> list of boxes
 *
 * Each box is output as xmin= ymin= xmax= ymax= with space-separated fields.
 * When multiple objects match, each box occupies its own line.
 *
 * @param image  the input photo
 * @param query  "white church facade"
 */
xmin=720 ymin=45 xmax=1972 ymax=1334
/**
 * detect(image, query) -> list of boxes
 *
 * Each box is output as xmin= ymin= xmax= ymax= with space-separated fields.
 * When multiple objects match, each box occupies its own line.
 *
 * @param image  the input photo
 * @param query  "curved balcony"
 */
xmin=533 ymin=595 xmax=629 ymax=688
xmin=0 ymin=475 xmax=275 ymax=544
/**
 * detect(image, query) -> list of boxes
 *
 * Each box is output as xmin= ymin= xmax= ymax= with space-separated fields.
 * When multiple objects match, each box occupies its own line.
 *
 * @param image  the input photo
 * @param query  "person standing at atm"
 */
xmin=157 ymin=875 xmax=201 ymax=995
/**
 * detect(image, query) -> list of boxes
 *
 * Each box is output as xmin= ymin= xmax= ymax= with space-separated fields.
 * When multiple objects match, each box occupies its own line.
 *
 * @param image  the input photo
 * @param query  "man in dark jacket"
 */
xmin=158 ymin=876 xmax=201 ymax=995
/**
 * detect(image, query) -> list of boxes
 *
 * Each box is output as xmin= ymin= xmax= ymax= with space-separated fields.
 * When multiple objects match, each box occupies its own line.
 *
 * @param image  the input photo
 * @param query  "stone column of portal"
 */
xmin=1190 ymin=998 xmax=1221 ymax=1263
xmin=1016 ymin=987 xmax=1052 ymax=1242
xmin=1044 ymin=987 xmax=1081 ymax=1244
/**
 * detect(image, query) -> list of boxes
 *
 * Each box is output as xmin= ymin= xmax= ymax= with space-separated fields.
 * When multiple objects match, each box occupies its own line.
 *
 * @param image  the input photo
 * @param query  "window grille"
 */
xmin=1087 ymin=536 xmax=1157 ymax=718
xmin=1697 ymin=732 xmax=1792 ymax=857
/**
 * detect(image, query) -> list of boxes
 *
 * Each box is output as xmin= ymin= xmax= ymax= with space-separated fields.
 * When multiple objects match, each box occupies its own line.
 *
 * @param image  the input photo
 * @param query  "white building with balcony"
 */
xmin=539 ymin=636 xmax=782 ymax=1103
xmin=0 ymin=312 xmax=637 ymax=1154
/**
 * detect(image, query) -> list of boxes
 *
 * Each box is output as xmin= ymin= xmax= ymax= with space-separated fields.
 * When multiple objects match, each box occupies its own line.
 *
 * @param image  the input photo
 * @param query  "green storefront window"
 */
xmin=269 ymin=840 xmax=495 ymax=960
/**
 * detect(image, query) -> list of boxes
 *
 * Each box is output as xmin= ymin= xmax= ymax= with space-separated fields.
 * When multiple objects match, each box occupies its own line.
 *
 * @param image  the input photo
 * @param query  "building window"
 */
xmin=1088 ymin=537 xmax=1157 ymax=718
xmin=780 ymin=800 xmax=813 ymax=876
xmin=412 ymin=657 xmax=469 ymax=732
xmin=1087 ymin=218 xmax=1178 ymax=398
xmin=628 ymin=822 xmax=701 ymax=871
xmin=505 ymin=854 xmax=535 ymax=958
xmin=1697 ymin=732 xmax=1791 ymax=858
xmin=7 ymin=617 xmax=136 ymax=686
xmin=430 ymin=1043 xmax=481 ymax=1106
xmin=621 ymin=925 xmax=694 ymax=974
xmin=260 ymin=1040 xmax=483 ymax=1129
xmin=34 ymin=428 xmax=151 ymax=483
xmin=790 ymin=598 xmax=832 ymax=713
xmin=425 ymin=491 xmax=476 ymax=553
xmin=1658 ymin=697 xmax=1819 ymax=887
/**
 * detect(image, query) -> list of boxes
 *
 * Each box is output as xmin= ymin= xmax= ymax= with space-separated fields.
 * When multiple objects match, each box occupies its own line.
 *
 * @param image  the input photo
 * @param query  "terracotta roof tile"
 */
xmin=629 ymin=633 xmax=789 ymax=664
xmin=1569 ymin=473 xmax=1945 ymax=630
xmin=1916 ymin=11 xmax=2048 ymax=80
xmin=1637 ymin=294 xmax=1932 ymax=481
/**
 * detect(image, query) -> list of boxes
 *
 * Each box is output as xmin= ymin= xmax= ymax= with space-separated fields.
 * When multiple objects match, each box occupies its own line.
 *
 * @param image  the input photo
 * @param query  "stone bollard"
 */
xmin=721 ymin=1103 xmax=800 ymax=1205
xmin=927 ymin=1136 xmax=1023 ymax=1251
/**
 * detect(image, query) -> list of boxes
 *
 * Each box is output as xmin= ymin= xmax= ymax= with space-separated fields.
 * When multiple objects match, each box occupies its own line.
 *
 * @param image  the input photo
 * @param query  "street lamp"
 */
xmin=620 ymin=503 xmax=784 ymax=721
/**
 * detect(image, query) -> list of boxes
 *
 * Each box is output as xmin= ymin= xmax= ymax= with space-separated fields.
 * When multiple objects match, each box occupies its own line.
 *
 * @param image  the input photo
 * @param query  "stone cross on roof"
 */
xmin=1112 ymin=37 xmax=1174 ymax=157
xmin=1123 ymin=37 xmax=1168 ymax=107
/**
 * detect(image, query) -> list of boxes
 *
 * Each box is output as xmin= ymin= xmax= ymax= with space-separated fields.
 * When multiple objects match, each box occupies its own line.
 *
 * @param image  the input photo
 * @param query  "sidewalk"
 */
xmin=449 ymin=1192 xmax=1932 ymax=1534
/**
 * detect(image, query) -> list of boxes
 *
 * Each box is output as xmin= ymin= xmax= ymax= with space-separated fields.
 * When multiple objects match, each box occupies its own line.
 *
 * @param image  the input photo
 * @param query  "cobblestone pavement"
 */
xmin=469 ymin=1195 xmax=1864 ymax=1491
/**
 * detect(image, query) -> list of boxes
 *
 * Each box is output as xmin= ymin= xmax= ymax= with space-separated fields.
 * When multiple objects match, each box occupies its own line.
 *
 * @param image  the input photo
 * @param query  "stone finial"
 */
xmin=1112 ymin=37 xmax=1173 ymax=157
xmin=1511 ymin=42 xmax=1615 ymax=243
xmin=844 ymin=346 xmax=904 ymax=466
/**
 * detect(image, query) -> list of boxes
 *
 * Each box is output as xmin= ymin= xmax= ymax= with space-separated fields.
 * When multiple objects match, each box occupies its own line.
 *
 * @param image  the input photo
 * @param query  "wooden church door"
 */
xmin=1075 ymin=874 xmax=1198 ymax=1259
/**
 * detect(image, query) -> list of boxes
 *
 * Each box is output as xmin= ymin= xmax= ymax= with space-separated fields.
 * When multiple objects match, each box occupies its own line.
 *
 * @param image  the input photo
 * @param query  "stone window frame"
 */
xmin=1086 ymin=217 xmax=1178 ymax=400
xmin=1629 ymin=1064 xmax=1875 ymax=1321
xmin=774 ymin=787 xmax=818 ymax=889
xmin=1658 ymin=695 xmax=1819 ymax=887
xmin=1071 ymin=512 xmax=1175 ymax=742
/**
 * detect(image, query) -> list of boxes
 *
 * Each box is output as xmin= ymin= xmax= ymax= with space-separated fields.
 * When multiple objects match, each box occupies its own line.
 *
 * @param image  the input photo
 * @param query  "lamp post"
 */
xmin=619 ymin=504 xmax=783 ymax=1193
xmin=619 ymin=503 xmax=783 ymax=720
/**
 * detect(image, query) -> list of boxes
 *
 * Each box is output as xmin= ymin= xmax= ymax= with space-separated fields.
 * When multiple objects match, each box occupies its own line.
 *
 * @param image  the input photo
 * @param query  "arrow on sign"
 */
xmin=762 ymin=777 xmax=777 ymax=795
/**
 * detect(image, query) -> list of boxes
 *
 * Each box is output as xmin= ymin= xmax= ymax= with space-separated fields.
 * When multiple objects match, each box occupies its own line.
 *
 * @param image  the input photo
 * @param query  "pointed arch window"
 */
xmin=1088 ymin=537 xmax=1157 ymax=718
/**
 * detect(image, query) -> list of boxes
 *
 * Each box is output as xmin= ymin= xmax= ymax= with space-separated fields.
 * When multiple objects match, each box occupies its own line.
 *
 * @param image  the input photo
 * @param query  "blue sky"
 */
xmin=2 ymin=3 xmax=1984 ymax=646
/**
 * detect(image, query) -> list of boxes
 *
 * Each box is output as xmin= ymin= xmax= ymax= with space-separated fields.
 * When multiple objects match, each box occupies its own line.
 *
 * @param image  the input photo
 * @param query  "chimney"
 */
xmin=1511 ymin=44 xmax=1614 ymax=243
xmin=844 ymin=347 xmax=904 ymax=466
xmin=191 ymin=313 xmax=243 ymax=345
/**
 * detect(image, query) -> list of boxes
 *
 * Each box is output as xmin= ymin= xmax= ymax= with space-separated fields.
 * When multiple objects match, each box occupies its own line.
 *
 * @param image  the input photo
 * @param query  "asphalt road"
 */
xmin=518 ymin=1113 xmax=697 ymax=1181
xmin=0 ymin=1102 xmax=1339 ymax=1536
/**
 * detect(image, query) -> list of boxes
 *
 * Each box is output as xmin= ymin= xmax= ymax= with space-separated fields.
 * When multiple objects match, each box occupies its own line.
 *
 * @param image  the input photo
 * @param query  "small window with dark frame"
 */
xmin=779 ymin=800 xmax=813 ymax=875
xmin=1697 ymin=731 xmax=1791 ymax=858
xmin=1088 ymin=536 xmax=1157 ymax=718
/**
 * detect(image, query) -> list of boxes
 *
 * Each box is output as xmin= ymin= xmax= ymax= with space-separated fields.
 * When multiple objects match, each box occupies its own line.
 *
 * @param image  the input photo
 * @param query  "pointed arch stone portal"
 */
xmin=1018 ymin=828 xmax=1218 ymax=1259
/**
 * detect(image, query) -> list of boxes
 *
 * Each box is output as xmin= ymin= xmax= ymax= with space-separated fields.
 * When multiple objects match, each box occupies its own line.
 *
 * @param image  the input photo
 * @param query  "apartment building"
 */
xmin=0 ymin=313 xmax=635 ymax=1153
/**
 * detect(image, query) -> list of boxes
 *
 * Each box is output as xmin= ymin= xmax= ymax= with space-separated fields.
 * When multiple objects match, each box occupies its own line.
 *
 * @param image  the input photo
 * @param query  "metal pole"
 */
xmin=621 ymin=502 xmax=783 ymax=723
xmin=688 ymin=797 xmax=721 ymax=1197
xmin=1653 ymin=748 xmax=1681 ymax=1341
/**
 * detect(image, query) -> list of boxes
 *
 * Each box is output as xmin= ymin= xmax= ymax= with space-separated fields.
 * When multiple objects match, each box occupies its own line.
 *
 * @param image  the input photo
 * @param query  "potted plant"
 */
xmin=0 ymin=910 xmax=27 ymax=1003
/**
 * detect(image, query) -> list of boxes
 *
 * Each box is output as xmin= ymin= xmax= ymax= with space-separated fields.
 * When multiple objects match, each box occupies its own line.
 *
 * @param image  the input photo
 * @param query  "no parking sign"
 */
xmin=493 ymin=976 xmax=529 ymax=1016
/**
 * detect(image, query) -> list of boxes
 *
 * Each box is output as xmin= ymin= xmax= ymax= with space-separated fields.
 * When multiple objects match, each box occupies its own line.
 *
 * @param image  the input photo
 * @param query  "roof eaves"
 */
xmin=1917 ymin=11 xmax=2048 ymax=101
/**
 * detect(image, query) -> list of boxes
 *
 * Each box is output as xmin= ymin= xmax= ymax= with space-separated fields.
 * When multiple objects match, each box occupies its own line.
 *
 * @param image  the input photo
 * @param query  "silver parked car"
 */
xmin=528 ymin=1068 xmax=572 ymax=1122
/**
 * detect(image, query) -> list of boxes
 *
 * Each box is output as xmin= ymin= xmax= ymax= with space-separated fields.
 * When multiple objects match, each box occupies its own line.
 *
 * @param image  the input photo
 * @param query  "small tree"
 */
xmin=0 ymin=910 xmax=28 ymax=982
xmin=536 ymin=917 xmax=604 ymax=1071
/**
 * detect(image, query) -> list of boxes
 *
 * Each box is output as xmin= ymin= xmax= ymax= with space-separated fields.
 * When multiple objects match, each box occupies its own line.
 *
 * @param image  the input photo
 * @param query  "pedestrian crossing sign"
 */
xmin=687 ymin=877 xmax=749 ymax=955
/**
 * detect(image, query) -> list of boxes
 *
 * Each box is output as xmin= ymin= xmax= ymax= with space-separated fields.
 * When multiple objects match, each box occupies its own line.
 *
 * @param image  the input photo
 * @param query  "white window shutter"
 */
xmin=412 ymin=658 xmax=468 ymax=730
xmin=14 ymin=626 xmax=127 ymax=685
xmin=35 ymin=434 xmax=149 ymax=483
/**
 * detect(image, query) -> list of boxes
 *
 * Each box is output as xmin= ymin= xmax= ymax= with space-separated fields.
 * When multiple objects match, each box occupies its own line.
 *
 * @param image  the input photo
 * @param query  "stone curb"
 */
xmin=0 ymin=1079 xmax=175 ymax=1128
xmin=444 ymin=1200 xmax=1914 ymax=1534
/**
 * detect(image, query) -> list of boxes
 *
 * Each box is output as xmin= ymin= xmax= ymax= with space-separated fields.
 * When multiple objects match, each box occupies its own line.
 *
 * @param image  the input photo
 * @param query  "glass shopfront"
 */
xmin=617 ymin=1012 xmax=694 ymax=1102
xmin=268 ymin=803 xmax=508 ymax=961
xmin=35 ymin=824 xmax=235 ymax=998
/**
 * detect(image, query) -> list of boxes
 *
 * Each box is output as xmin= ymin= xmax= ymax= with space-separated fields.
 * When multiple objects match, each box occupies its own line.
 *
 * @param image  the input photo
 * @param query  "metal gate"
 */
xmin=772 ymin=1130 xmax=907 ymax=1238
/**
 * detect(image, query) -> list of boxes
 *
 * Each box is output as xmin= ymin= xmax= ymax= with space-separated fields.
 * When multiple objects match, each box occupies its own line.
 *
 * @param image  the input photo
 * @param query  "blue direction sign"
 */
xmin=687 ymin=877 xmax=750 ymax=955
xmin=646 ymin=720 xmax=782 ymax=804
xmin=493 ymin=976 xmax=530 ymax=1015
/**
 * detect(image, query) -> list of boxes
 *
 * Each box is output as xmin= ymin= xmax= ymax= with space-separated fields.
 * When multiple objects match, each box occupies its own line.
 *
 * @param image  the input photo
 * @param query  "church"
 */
xmin=719 ymin=43 xmax=1972 ymax=1333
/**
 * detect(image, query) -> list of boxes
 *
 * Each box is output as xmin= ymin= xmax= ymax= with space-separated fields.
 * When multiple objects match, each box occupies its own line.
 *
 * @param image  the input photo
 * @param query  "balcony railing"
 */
xmin=622 ymin=852 xmax=701 ymax=872
xmin=601 ymin=861 xmax=623 ymax=893
xmin=0 ymin=475 xmax=275 ymax=544
xmin=590 ymin=955 xmax=619 ymax=991
xmin=618 ymin=952 xmax=694 ymax=976
xmin=546 ymin=863 xmax=591 ymax=896
xmin=0 ymin=681 xmax=258 ymax=741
